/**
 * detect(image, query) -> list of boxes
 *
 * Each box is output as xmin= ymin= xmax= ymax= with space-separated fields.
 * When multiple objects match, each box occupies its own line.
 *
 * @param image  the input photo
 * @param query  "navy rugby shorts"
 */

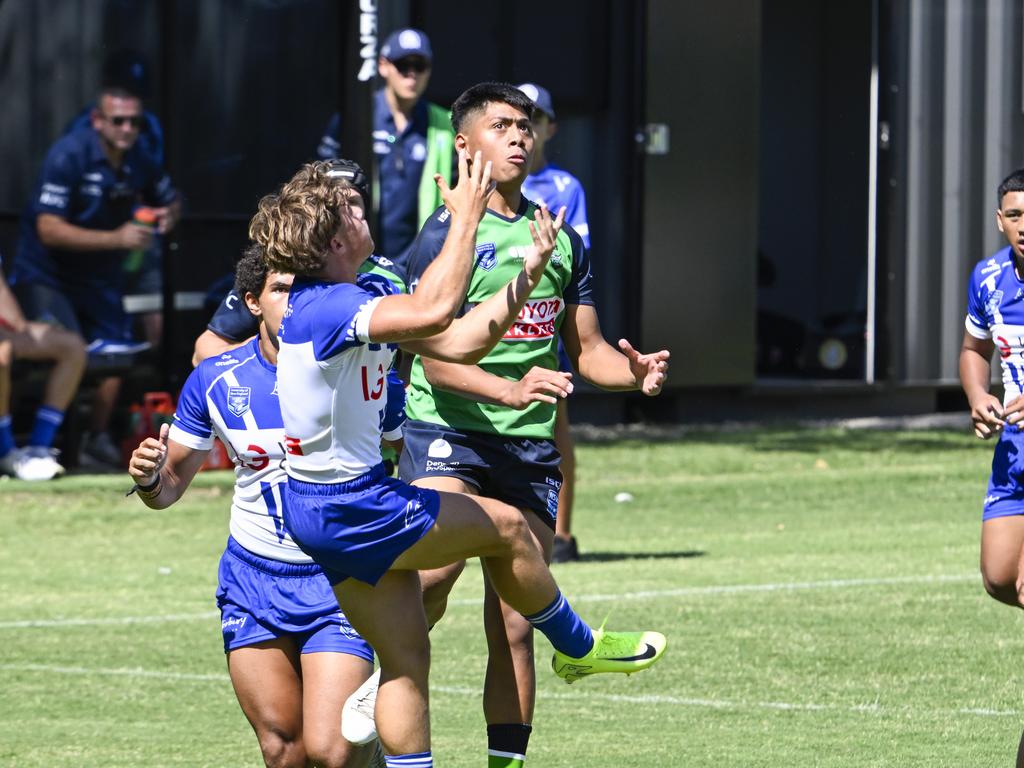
xmin=399 ymin=419 xmax=562 ymax=529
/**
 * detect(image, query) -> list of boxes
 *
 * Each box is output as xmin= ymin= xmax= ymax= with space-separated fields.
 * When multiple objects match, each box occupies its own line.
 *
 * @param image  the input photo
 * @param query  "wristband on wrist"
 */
xmin=126 ymin=474 xmax=161 ymax=498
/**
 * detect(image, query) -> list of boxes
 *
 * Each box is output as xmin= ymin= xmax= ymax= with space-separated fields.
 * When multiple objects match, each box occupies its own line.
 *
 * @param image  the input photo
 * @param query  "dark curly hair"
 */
xmin=998 ymin=168 xmax=1024 ymax=207
xmin=233 ymin=243 xmax=270 ymax=301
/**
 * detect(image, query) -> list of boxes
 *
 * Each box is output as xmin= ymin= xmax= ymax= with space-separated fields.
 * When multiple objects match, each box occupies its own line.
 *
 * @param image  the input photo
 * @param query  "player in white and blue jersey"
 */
xmin=128 ymin=247 xmax=388 ymax=768
xmin=960 ymin=167 xmax=1024 ymax=611
xmin=249 ymin=146 xmax=666 ymax=768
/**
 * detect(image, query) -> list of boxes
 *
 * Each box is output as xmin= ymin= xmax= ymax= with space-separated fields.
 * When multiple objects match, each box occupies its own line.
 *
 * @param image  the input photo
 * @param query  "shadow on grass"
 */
xmin=580 ymin=426 xmax=979 ymax=456
xmin=567 ymin=550 xmax=707 ymax=564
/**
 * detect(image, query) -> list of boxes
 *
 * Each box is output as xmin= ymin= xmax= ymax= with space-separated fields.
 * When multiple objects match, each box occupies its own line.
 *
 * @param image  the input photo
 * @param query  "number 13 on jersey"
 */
xmin=361 ymin=363 xmax=385 ymax=401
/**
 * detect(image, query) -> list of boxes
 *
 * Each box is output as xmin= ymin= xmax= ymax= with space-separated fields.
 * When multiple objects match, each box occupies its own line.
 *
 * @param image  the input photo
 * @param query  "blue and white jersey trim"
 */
xmin=169 ymin=338 xmax=310 ymax=563
xmin=277 ymin=274 xmax=401 ymax=483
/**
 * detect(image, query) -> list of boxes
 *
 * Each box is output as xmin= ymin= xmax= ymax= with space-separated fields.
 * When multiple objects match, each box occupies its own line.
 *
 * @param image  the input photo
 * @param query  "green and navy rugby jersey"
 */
xmin=404 ymin=199 xmax=593 ymax=438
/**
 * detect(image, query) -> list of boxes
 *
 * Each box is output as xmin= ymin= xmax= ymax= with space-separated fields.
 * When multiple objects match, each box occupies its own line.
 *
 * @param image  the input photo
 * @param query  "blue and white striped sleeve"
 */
xmin=169 ymin=366 xmax=216 ymax=450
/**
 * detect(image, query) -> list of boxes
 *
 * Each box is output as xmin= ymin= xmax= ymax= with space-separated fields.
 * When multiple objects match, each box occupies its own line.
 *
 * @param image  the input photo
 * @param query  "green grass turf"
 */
xmin=1 ymin=426 xmax=1021 ymax=766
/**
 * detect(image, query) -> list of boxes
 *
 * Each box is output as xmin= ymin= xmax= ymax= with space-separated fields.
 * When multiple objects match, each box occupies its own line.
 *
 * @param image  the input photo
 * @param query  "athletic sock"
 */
xmin=0 ymin=414 xmax=13 ymax=457
xmin=524 ymin=590 xmax=594 ymax=658
xmin=487 ymin=723 xmax=532 ymax=768
xmin=384 ymin=751 xmax=432 ymax=768
xmin=29 ymin=406 xmax=64 ymax=448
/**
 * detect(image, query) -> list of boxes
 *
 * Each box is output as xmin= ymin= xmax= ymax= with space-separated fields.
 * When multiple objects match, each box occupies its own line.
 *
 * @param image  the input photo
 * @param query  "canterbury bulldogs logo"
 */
xmin=227 ymin=386 xmax=251 ymax=417
xmin=476 ymin=243 xmax=497 ymax=271
xmin=986 ymin=290 xmax=1004 ymax=319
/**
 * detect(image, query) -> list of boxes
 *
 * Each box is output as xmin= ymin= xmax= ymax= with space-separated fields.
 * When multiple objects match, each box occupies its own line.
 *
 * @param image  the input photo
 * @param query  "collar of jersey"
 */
xmin=248 ymin=336 xmax=277 ymax=373
xmin=486 ymin=195 xmax=531 ymax=223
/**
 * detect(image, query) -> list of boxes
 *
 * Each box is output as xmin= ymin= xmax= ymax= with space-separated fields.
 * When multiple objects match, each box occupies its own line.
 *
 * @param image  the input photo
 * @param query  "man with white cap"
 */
xmin=317 ymin=28 xmax=455 ymax=276
xmin=518 ymin=82 xmax=591 ymax=564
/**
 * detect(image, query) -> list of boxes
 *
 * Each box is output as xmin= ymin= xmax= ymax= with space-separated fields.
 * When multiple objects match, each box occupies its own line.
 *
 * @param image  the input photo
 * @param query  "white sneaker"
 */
xmin=79 ymin=431 xmax=122 ymax=467
xmin=342 ymin=667 xmax=380 ymax=745
xmin=0 ymin=446 xmax=65 ymax=481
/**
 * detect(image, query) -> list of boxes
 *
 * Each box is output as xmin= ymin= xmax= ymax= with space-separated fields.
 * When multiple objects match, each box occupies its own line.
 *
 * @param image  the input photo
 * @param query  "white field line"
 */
xmin=447 ymin=573 xmax=978 ymax=608
xmin=0 ymin=662 xmax=1015 ymax=719
xmin=0 ymin=611 xmax=218 ymax=629
xmin=0 ymin=573 xmax=977 ymax=629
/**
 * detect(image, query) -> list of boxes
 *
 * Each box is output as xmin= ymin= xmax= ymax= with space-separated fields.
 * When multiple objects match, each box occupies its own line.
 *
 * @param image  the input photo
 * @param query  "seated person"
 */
xmin=0 ymin=258 xmax=87 ymax=480
xmin=10 ymin=83 xmax=180 ymax=466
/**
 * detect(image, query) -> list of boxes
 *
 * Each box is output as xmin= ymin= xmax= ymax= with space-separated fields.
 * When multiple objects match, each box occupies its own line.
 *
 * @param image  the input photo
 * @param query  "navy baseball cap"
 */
xmin=380 ymin=28 xmax=433 ymax=63
xmin=517 ymin=83 xmax=555 ymax=121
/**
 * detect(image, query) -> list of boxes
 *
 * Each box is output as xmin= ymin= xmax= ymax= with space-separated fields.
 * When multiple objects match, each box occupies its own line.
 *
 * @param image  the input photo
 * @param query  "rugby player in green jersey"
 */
xmin=396 ymin=82 xmax=670 ymax=768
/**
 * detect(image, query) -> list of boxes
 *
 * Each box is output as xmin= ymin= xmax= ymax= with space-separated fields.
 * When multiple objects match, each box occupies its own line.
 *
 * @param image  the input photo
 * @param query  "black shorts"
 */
xmin=398 ymin=419 xmax=562 ymax=529
xmin=14 ymin=279 xmax=131 ymax=342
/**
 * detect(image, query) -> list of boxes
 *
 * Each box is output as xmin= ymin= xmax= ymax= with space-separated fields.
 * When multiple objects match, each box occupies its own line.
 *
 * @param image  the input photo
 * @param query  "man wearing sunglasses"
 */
xmin=316 ymin=28 xmax=455 ymax=277
xmin=11 ymin=84 xmax=181 ymax=467
xmin=65 ymin=50 xmax=168 ymax=355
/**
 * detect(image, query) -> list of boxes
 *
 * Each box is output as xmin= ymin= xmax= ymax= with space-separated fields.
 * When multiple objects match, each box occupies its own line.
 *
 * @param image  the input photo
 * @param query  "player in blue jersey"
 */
xmin=960 ymin=167 xmax=1024 ymax=610
xmin=128 ymin=247 xmax=385 ymax=768
xmin=517 ymin=82 xmax=590 ymax=564
xmin=192 ymin=160 xmax=397 ymax=367
xmin=248 ymin=150 xmax=666 ymax=768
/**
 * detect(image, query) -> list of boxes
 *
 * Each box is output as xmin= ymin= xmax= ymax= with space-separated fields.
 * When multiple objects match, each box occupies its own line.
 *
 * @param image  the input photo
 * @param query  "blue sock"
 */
xmin=29 ymin=406 xmax=64 ymax=448
xmin=0 ymin=415 xmax=13 ymax=457
xmin=384 ymin=752 xmax=432 ymax=768
xmin=524 ymin=590 xmax=594 ymax=658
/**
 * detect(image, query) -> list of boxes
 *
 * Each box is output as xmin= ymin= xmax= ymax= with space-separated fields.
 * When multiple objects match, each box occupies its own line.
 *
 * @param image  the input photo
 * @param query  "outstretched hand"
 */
xmin=501 ymin=366 xmax=574 ymax=409
xmin=523 ymin=204 xmax=566 ymax=283
xmin=128 ymin=422 xmax=169 ymax=486
xmin=619 ymin=339 xmax=670 ymax=396
xmin=435 ymin=149 xmax=495 ymax=223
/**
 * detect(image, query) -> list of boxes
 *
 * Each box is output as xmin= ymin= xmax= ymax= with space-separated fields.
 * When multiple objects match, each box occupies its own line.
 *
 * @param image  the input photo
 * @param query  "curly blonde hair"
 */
xmin=248 ymin=162 xmax=356 ymax=275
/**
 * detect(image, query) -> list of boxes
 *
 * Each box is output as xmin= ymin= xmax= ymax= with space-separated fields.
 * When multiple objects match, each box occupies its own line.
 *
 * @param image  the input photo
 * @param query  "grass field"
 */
xmin=2 ymin=425 xmax=1022 ymax=767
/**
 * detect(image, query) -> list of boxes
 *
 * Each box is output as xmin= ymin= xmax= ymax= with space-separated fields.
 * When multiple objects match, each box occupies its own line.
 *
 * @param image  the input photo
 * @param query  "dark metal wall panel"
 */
xmin=642 ymin=0 xmax=760 ymax=386
xmin=901 ymin=0 xmax=1024 ymax=383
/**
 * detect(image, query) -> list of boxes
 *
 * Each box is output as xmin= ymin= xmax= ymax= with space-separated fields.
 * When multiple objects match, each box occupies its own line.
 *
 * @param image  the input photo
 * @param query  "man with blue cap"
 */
xmin=317 ymin=28 xmax=455 ymax=276
xmin=517 ymin=82 xmax=591 ymax=564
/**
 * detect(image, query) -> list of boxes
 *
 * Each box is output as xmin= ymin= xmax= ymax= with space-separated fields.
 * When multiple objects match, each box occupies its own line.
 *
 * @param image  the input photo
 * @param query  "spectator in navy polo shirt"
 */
xmin=11 ymin=84 xmax=181 ymax=466
xmin=65 ymin=49 xmax=167 ymax=348
xmin=316 ymin=28 xmax=455 ymax=276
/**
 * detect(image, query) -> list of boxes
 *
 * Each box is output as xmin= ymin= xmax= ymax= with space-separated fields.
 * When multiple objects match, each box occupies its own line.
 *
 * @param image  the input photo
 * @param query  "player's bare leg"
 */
xmin=481 ymin=512 xmax=554 ymax=725
xmin=415 ymin=476 xmax=479 ymax=625
xmin=300 ymin=651 xmax=378 ymax=768
xmin=553 ymin=399 xmax=577 ymax=561
xmin=979 ymin=516 xmax=1024 ymax=606
xmin=228 ymin=639 xmax=307 ymax=768
xmin=333 ymin=570 xmax=433 ymax=756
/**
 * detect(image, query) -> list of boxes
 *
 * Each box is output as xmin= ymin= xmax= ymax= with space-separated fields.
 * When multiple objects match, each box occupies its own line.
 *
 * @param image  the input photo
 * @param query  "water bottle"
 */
xmin=125 ymin=207 xmax=157 ymax=273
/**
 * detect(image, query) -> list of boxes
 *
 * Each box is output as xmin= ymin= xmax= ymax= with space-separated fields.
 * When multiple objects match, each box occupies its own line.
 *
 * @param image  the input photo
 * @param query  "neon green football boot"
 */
xmin=551 ymin=623 xmax=667 ymax=683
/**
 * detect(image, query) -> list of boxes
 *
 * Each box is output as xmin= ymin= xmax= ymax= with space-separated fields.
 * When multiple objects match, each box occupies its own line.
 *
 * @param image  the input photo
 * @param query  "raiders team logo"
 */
xmin=476 ymin=242 xmax=497 ymax=271
xmin=227 ymin=386 xmax=251 ymax=417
